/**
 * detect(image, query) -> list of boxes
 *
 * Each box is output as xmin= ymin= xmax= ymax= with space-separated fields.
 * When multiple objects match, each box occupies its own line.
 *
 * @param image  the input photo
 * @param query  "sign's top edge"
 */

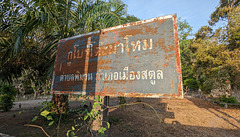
xmin=102 ymin=14 xmax=176 ymax=32
xmin=59 ymin=14 xmax=176 ymax=42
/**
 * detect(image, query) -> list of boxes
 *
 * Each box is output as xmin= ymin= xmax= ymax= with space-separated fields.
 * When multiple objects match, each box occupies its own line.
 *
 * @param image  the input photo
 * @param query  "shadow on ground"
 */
xmin=0 ymin=97 xmax=240 ymax=137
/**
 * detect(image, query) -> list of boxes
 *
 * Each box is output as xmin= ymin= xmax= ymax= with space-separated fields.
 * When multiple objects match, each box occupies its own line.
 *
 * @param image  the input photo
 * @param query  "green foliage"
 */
xmin=178 ymin=18 xmax=199 ymax=92
xmin=66 ymin=95 xmax=110 ymax=137
xmin=190 ymin=1 xmax=240 ymax=94
xmin=98 ymin=127 xmax=107 ymax=137
xmin=207 ymin=1 xmax=240 ymax=94
xmin=66 ymin=130 xmax=77 ymax=137
xmin=229 ymin=6 xmax=240 ymax=49
xmin=179 ymin=5 xmax=240 ymax=95
xmin=121 ymin=15 xmax=140 ymax=24
xmin=189 ymin=38 xmax=232 ymax=94
xmin=0 ymin=0 xmax=129 ymax=85
xmin=219 ymin=95 xmax=238 ymax=104
xmin=195 ymin=26 xmax=213 ymax=40
xmin=0 ymin=84 xmax=17 ymax=111
xmin=32 ymin=100 xmax=65 ymax=127
xmin=178 ymin=17 xmax=193 ymax=42
xmin=183 ymin=79 xmax=199 ymax=91
xmin=40 ymin=100 xmax=68 ymax=114
xmin=201 ymin=80 xmax=214 ymax=94
xmin=32 ymin=116 xmax=38 ymax=122
xmin=209 ymin=0 xmax=240 ymax=26
xmin=0 ymin=94 xmax=14 ymax=112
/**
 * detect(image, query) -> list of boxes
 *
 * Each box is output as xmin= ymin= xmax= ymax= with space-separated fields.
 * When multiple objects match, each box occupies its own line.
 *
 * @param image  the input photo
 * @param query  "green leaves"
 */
xmin=32 ymin=116 xmax=38 ymax=122
xmin=178 ymin=17 xmax=193 ymax=41
xmin=48 ymin=121 xmax=54 ymax=126
xmin=0 ymin=84 xmax=17 ymax=111
xmin=72 ymin=126 xmax=75 ymax=131
xmin=47 ymin=115 xmax=53 ymax=120
xmin=39 ymin=110 xmax=55 ymax=126
xmin=83 ymin=115 xmax=88 ymax=121
xmin=1 ymin=0 xmax=130 ymax=84
xmin=209 ymin=0 xmax=240 ymax=26
xmin=98 ymin=127 xmax=107 ymax=137
xmin=107 ymin=122 xmax=110 ymax=129
xmin=66 ymin=126 xmax=77 ymax=137
xmin=66 ymin=130 xmax=77 ymax=137
xmin=40 ymin=110 xmax=50 ymax=117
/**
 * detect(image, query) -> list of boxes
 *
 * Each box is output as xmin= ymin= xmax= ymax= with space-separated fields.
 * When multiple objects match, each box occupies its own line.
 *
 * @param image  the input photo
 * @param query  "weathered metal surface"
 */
xmin=51 ymin=14 xmax=183 ymax=98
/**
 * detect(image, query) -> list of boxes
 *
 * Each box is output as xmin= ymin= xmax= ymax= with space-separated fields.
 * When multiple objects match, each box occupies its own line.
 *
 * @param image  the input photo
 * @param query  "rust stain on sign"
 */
xmin=51 ymin=14 xmax=183 ymax=98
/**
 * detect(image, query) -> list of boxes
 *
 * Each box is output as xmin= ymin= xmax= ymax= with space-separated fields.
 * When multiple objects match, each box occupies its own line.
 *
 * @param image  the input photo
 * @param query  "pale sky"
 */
xmin=122 ymin=0 xmax=221 ymax=33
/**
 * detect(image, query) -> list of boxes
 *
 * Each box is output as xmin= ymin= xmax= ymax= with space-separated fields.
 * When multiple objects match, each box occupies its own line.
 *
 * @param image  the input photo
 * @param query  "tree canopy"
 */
xmin=0 ymin=0 xmax=140 ymax=97
xmin=179 ymin=1 xmax=240 ymax=98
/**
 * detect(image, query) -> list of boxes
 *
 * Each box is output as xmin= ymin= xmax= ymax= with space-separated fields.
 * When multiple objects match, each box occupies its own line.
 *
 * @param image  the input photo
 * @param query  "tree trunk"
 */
xmin=33 ymin=88 xmax=39 ymax=100
xmin=51 ymin=94 xmax=69 ymax=114
xmin=230 ymin=70 xmax=240 ymax=102
xmin=231 ymin=84 xmax=240 ymax=102
xmin=91 ymin=96 xmax=109 ymax=137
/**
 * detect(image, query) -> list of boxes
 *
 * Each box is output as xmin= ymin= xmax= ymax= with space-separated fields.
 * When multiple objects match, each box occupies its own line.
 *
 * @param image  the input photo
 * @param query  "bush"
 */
xmin=219 ymin=95 xmax=238 ymax=104
xmin=201 ymin=81 xmax=213 ymax=94
xmin=0 ymin=84 xmax=17 ymax=111
xmin=183 ymin=78 xmax=199 ymax=91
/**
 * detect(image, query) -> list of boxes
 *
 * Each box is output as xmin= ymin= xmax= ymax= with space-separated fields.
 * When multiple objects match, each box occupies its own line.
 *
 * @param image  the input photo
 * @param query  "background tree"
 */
xmin=184 ymin=1 xmax=240 ymax=98
xmin=0 ymin=84 xmax=17 ymax=111
xmin=209 ymin=0 xmax=240 ymax=97
xmin=179 ymin=0 xmax=240 ymax=98
xmin=0 ymin=0 xmax=140 ymax=111
xmin=177 ymin=18 xmax=199 ymax=93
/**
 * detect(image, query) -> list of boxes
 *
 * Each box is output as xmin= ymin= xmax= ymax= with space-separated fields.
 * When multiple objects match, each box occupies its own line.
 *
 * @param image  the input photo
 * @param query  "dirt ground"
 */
xmin=0 ymin=97 xmax=240 ymax=137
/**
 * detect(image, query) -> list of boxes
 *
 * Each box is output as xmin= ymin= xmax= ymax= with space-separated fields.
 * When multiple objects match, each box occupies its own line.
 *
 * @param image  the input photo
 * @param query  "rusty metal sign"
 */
xmin=51 ymin=14 xmax=183 ymax=98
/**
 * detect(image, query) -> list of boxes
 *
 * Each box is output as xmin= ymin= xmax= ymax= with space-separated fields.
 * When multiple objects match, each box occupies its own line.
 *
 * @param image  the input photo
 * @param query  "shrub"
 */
xmin=183 ymin=78 xmax=199 ymax=91
xmin=201 ymin=80 xmax=213 ymax=94
xmin=0 ymin=84 xmax=17 ymax=111
xmin=219 ymin=95 xmax=238 ymax=104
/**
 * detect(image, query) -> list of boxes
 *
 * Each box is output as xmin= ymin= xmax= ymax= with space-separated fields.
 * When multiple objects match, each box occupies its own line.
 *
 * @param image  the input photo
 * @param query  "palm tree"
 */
xmin=1 ymin=0 xmax=127 ymax=102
